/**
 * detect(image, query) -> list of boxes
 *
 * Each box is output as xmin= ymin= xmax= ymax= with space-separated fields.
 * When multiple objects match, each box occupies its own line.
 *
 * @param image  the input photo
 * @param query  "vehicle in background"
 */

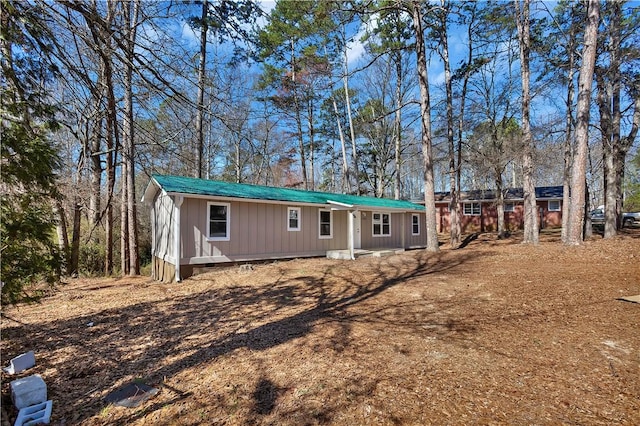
xmin=623 ymin=211 xmax=640 ymax=227
xmin=590 ymin=208 xmax=604 ymax=226
xmin=590 ymin=207 xmax=640 ymax=227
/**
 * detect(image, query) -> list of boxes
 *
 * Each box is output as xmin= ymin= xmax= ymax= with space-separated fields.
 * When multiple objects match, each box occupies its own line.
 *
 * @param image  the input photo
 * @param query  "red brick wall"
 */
xmin=435 ymin=200 xmax=562 ymax=233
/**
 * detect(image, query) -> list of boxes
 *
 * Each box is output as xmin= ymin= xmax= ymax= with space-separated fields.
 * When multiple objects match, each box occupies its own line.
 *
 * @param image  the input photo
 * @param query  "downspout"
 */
xmin=348 ymin=210 xmax=355 ymax=260
xmin=401 ymin=212 xmax=406 ymax=249
xmin=150 ymin=204 xmax=156 ymax=279
xmin=174 ymin=195 xmax=184 ymax=282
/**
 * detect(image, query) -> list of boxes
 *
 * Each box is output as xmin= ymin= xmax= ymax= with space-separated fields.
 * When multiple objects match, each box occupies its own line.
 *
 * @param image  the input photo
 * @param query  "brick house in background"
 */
xmin=422 ymin=186 xmax=563 ymax=234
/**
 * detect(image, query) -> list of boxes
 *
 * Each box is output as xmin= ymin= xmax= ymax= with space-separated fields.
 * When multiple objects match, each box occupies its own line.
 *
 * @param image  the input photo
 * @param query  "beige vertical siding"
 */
xmin=360 ymin=211 xmax=418 ymax=249
xmin=180 ymin=198 xmax=348 ymax=263
xmin=406 ymin=213 xmax=428 ymax=248
xmin=153 ymin=192 xmax=426 ymax=270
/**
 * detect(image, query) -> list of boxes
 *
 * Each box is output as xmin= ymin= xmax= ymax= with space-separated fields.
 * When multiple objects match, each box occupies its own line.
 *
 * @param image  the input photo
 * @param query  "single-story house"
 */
xmin=430 ymin=186 xmax=563 ymax=233
xmin=142 ymin=175 xmax=428 ymax=282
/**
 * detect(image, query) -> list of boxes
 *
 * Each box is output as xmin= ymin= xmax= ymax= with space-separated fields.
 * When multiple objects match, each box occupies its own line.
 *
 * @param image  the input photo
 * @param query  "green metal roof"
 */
xmin=148 ymin=175 xmax=425 ymax=212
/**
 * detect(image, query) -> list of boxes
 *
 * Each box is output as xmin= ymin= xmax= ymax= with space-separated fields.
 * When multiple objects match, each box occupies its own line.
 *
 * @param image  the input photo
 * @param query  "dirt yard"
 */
xmin=2 ymin=229 xmax=639 ymax=425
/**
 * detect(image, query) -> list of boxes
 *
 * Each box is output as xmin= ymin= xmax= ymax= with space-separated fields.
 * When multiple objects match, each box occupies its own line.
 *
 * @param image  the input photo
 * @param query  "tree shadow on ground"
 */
xmin=252 ymin=378 xmax=278 ymax=415
xmin=1 ymin=250 xmax=487 ymax=424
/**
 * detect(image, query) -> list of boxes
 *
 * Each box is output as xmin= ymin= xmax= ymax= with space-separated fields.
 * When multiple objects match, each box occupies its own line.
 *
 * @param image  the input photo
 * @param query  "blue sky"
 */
xmin=170 ymin=1 xmax=639 ymax=142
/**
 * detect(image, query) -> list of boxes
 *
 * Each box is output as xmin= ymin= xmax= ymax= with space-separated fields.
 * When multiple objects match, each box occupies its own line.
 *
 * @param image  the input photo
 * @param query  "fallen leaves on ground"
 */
xmin=2 ymin=229 xmax=639 ymax=425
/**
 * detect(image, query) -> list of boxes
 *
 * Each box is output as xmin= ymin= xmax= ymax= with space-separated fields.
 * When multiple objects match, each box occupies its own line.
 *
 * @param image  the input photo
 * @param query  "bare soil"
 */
xmin=2 ymin=229 xmax=639 ymax=425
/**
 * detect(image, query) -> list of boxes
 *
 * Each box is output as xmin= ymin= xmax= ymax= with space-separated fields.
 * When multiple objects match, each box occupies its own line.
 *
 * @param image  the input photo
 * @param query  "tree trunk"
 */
xmin=104 ymin=107 xmax=117 ymax=275
xmin=394 ymin=53 xmax=402 ymax=200
xmin=70 ymin=197 xmax=81 ymax=276
xmin=455 ymin=4 xmax=475 ymax=247
xmin=609 ymin=1 xmax=622 ymax=233
xmin=125 ymin=0 xmax=140 ymax=275
xmin=102 ymin=33 xmax=118 ymax=276
xmin=595 ymin=70 xmax=617 ymax=237
xmin=605 ymin=1 xmax=639 ymax=235
xmin=514 ymin=0 xmax=538 ymax=244
xmin=105 ymin=139 xmax=115 ymax=275
xmin=121 ymin=160 xmax=130 ymax=275
xmin=620 ymin=94 xmax=640 ymax=194
xmin=331 ymin=94 xmax=351 ymax=193
xmin=496 ymin=177 xmax=506 ymax=236
xmin=583 ymin=178 xmax=592 ymax=238
xmin=342 ymin=40 xmax=359 ymax=195
xmin=411 ymin=0 xmax=439 ymax=252
xmin=598 ymin=1 xmax=621 ymax=238
xmin=290 ymin=39 xmax=308 ymax=190
xmin=561 ymin=15 xmax=576 ymax=243
xmin=89 ymin=118 xmax=102 ymax=235
xmin=54 ymin=199 xmax=69 ymax=274
xmin=80 ymin=0 xmax=117 ymax=272
xmin=604 ymin=141 xmax=618 ymax=235
xmin=235 ymin=138 xmax=241 ymax=182
xmin=439 ymin=1 xmax=459 ymax=247
xmin=307 ymin=99 xmax=315 ymax=190
xmin=616 ymin=94 xmax=640 ymax=224
xmin=566 ymin=0 xmax=599 ymax=245
xmin=195 ymin=0 xmax=208 ymax=178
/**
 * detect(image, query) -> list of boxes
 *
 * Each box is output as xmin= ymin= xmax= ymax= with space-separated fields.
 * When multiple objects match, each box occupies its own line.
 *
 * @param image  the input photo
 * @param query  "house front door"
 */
xmin=353 ymin=211 xmax=361 ymax=249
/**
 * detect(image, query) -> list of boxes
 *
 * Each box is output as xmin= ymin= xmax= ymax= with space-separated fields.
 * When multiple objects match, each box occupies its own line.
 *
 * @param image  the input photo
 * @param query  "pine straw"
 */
xmin=2 ymin=229 xmax=639 ymax=425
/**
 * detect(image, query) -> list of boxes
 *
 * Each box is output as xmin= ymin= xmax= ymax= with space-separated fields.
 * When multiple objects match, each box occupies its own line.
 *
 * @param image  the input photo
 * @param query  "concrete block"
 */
xmin=14 ymin=400 xmax=52 ymax=426
xmin=10 ymin=375 xmax=47 ymax=410
xmin=3 ymin=351 xmax=36 ymax=374
xmin=372 ymin=250 xmax=394 ymax=258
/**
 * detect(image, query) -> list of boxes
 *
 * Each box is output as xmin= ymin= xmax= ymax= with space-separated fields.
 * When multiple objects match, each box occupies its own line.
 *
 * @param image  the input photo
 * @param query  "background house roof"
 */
xmin=145 ymin=175 xmax=425 ymax=212
xmin=433 ymin=186 xmax=564 ymax=203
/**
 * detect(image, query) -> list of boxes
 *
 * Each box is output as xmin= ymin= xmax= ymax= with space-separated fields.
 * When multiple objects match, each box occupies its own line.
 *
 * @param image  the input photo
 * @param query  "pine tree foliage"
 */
xmin=1 ymin=0 xmax=62 ymax=303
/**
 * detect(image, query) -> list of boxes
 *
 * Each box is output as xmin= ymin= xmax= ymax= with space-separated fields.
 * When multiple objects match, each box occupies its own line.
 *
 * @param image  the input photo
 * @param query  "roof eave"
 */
xmin=327 ymin=200 xmax=354 ymax=209
xmin=162 ymin=191 xmax=327 ymax=208
xmin=141 ymin=177 xmax=161 ymax=205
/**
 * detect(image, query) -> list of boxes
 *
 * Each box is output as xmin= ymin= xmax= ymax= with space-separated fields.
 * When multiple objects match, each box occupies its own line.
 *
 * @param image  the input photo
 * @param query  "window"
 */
xmin=319 ymin=209 xmax=333 ymax=238
xmin=504 ymin=202 xmax=515 ymax=212
xmin=549 ymin=200 xmax=561 ymax=211
xmin=463 ymin=202 xmax=481 ymax=216
xmin=207 ymin=202 xmax=230 ymax=241
xmin=373 ymin=212 xmax=391 ymax=236
xmin=412 ymin=214 xmax=420 ymax=235
xmin=288 ymin=207 xmax=301 ymax=231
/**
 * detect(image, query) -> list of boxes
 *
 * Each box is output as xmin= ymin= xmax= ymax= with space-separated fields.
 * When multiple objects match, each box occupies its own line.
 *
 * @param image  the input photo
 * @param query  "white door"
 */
xmin=353 ymin=211 xmax=362 ymax=249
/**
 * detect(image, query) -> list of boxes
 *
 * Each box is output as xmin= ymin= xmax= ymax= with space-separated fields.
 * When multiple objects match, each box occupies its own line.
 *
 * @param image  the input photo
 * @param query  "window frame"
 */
xmin=504 ymin=202 xmax=515 ymax=212
xmin=287 ymin=207 xmax=301 ymax=231
xmin=206 ymin=202 xmax=230 ymax=241
xmin=372 ymin=211 xmax=391 ymax=237
xmin=548 ymin=200 xmax=561 ymax=212
xmin=412 ymin=213 xmax=420 ymax=235
xmin=463 ymin=202 xmax=481 ymax=216
xmin=318 ymin=208 xmax=333 ymax=239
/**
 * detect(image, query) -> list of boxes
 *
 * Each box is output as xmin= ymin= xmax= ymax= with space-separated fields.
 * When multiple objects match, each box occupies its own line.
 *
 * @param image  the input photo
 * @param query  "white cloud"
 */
xmin=256 ymin=0 xmax=276 ymax=28
xmin=345 ymin=14 xmax=379 ymax=67
xmin=430 ymin=70 xmax=446 ymax=86
xmin=259 ymin=0 xmax=276 ymax=14
xmin=179 ymin=20 xmax=199 ymax=49
xmin=345 ymin=38 xmax=365 ymax=66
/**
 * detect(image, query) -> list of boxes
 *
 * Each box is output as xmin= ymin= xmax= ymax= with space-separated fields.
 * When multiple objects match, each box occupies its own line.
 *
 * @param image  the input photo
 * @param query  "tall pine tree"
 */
xmin=1 ymin=0 xmax=62 ymax=303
